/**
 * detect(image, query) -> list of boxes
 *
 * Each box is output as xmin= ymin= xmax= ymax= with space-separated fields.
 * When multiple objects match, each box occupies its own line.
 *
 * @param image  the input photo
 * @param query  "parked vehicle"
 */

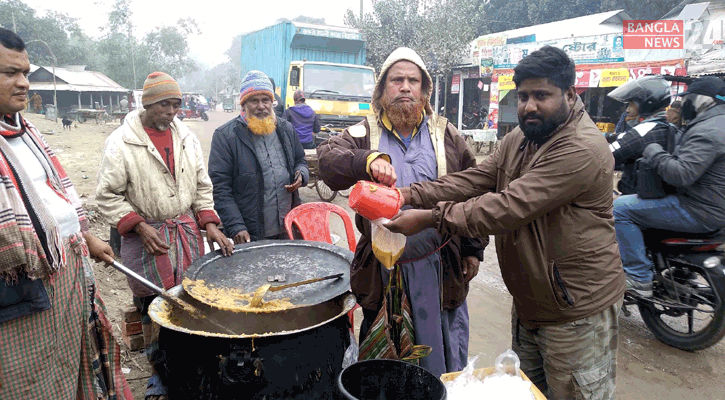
xmin=621 ymin=228 xmax=725 ymax=350
xmin=177 ymin=93 xmax=209 ymax=121
xmin=239 ymin=21 xmax=375 ymax=134
xmin=177 ymin=107 xmax=209 ymax=121
xmin=222 ymin=95 xmax=235 ymax=113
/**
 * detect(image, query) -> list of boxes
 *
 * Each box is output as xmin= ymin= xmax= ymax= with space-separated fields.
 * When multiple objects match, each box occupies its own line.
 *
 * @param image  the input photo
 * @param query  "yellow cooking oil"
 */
xmin=372 ymin=241 xmax=405 ymax=270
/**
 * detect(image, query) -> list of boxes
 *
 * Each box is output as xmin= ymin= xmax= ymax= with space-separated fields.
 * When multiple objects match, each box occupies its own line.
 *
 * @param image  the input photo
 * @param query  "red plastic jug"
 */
xmin=348 ymin=181 xmax=404 ymax=221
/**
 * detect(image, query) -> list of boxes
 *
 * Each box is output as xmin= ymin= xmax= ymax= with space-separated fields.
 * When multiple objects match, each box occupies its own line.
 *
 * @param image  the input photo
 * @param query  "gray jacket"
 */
xmin=644 ymin=104 xmax=725 ymax=230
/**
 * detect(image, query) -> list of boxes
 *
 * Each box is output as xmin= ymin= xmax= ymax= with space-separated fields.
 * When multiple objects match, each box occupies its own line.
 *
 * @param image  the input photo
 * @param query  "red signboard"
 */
xmin=575 ymin=70 xmax=590 ymax=88
xmin=623 ymin=20 xmax=684 ymax=49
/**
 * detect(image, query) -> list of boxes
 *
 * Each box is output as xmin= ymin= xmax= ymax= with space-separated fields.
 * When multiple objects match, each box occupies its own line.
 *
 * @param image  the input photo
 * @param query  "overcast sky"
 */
xmin=22 ymin=0 xmax=374 ymax=67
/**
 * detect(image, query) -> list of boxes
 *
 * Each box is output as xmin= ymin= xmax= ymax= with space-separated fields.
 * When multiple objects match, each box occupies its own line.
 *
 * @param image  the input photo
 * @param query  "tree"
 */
xmin=96 ymin=0 xmax=200 ymax=89
xmin=344 ymin=0 xmax=476 ymax=76
xmin=0 ymin=0 xmax=96 ymax=67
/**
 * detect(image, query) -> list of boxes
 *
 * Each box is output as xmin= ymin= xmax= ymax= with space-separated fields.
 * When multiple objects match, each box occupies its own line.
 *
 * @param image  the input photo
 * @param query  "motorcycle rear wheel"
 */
xmin=315 ymin=180 xmax=337 ymax=202
xmin=637 ymin=268 xmax=725 ymax=351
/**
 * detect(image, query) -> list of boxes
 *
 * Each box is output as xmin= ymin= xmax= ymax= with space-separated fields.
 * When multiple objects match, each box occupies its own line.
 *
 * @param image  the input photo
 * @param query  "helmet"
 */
xmin=607 ymin=75 xmax=671 ymax=116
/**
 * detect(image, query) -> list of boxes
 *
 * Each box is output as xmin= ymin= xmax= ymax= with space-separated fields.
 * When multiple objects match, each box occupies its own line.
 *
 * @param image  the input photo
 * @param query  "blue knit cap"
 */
xmin=239 ymin=70 xmax=274 ymax=105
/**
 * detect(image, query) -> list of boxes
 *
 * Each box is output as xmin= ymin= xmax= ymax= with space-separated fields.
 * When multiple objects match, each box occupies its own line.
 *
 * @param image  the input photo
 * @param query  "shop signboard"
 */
xmin=575 ymin=70 xmax=591 ymax=88
xmin=488 ymin=80 xmax=500 ymax=131
xmin=589 ymin=69 xmax=602 ymax=87
xmin=498 ymin=74 xmax=516 ymax=91
xmin=599 ymin=68 xmax=629 ymax=87
xmin=451 ymin=75 xmax=461 ymax=94
xmin=480 ymin=58 xmax=494 ymax=77
xmin=492 ymin=33 xmax=626 ymax=68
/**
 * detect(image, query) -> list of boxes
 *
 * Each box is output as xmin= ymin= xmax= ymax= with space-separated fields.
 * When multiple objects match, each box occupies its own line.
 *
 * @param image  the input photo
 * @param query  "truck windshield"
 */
xmin=303 ymin=65 xmax=375 ymax=99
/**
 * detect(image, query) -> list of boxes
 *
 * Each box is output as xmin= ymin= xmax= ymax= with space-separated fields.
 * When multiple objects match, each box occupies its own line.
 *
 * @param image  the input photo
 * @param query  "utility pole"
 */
xmin=12 ymin=13 xmax=17 ymax=33
xmin=128 ymin=21 xmax=137 ymax=89
xmin=360 ymin=0 xmax=364 ymax=23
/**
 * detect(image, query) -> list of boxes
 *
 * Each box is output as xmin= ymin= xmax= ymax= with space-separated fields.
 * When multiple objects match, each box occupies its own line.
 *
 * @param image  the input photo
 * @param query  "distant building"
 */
xmin=28 ymin=65 xmax=128 ymax=117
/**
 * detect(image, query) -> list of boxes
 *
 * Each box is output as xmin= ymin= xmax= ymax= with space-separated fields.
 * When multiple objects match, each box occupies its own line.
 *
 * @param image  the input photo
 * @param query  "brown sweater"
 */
xmin=409 ymin=98 xmax=625 ymax=327
xmin=317 ymin=115 xmax=488 ymax=311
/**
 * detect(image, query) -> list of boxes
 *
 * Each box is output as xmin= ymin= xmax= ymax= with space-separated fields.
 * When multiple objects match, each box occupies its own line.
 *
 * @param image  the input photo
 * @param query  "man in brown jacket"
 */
xmin=386 ymin=46 xmax=625 ymax=399
xmin=317 ymin=47 xmax=486 ymax=377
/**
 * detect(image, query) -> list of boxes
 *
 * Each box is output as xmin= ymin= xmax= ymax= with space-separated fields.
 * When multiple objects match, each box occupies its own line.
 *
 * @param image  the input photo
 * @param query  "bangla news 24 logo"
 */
xmin=623 ymin=20 xmax=684 ymax=49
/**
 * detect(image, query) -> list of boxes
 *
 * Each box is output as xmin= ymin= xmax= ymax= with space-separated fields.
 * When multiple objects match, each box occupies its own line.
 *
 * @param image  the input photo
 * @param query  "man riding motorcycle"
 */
xmin=607 ymin=76 xmax=678 ymax=195
xmin=613 ymin=76 xmax=725 ymax=297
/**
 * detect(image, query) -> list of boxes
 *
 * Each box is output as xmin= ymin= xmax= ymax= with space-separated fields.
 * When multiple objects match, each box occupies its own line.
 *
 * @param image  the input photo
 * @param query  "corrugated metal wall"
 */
xmin=239 ymin=22 xmax=294 ymax=94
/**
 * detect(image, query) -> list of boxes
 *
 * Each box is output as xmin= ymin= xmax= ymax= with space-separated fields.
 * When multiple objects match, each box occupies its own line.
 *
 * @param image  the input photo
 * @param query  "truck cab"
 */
xmin=286 ymin=61 xmax=375 ymax=132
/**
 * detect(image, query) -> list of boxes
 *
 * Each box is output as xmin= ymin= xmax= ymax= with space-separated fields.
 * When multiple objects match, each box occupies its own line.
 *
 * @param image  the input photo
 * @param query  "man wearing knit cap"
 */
xmin=97 ymin=71 xmax=233 ymax=400
xmin=317 ymin=47 xmax=486 ymax=377
xmin=209 ymin=70 xmax=309 ymax=243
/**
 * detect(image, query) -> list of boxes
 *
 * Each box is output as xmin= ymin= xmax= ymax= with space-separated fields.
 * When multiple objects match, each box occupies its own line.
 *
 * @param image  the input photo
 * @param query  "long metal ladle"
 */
xmin=248 ymin=273 xmax=344 ymax=308
xmin=108 ymin=260 xmax=238 ymax=335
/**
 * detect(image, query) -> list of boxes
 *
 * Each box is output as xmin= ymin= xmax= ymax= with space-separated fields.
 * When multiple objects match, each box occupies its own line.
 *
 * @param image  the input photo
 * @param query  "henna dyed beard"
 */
xmin=381 ymin=94 xmax=425 ymax=132
xmin=247 ymin=115 xmax=277 ymax=135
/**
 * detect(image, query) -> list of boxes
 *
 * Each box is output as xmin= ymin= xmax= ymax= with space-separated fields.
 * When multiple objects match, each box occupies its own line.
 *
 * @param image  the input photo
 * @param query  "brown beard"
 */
xmin=381 ymin=95 xmax=425 ymax=132
xmin=247 ymin=115 xmax=277 ymax=135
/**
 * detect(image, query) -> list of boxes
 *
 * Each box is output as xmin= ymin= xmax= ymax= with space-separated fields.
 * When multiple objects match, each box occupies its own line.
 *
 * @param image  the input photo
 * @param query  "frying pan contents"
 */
xmin=182 ymin=278 xmax=295 ymax=313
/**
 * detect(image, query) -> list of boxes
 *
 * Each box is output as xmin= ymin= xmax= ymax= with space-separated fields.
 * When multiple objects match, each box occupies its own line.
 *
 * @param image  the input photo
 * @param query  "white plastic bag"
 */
xmin=493 ymin=348 xmax=522 ymax=378
xmin=445 ymin=351 xmax=534 ymax=400
xmin=342 ymin=331 xmax=359 ymax=368
xmin=371 ymin=217 xmax=406 ymax=269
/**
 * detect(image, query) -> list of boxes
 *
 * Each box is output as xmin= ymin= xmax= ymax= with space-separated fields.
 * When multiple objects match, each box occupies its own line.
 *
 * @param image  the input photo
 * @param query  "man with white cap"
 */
xmin=317 ymin=47 xmax=486 ymax=377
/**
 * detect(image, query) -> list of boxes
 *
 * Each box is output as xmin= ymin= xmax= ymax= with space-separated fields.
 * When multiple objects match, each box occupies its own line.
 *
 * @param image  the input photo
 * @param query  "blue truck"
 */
xmin=239 ymin=21 xmax=375 ymax=131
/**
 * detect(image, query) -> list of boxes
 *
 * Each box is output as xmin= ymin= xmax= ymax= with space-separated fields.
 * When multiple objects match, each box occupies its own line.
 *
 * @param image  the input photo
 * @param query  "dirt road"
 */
xmin=28 ymin=109 xmax=725 ymax=399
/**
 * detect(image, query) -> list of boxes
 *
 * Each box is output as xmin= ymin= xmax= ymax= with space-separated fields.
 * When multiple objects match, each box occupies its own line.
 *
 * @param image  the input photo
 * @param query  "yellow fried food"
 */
xmin=182 ymin=278 xmax=295 ymax=313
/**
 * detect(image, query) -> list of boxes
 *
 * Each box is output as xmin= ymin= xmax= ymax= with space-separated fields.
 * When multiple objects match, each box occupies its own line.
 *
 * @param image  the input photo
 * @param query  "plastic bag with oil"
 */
xmin=371 ymin=217 xmax=406 ymax=270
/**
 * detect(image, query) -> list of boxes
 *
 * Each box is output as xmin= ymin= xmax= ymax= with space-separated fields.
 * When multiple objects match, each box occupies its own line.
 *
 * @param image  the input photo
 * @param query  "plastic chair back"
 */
xmin=285 ymin=202 xmax=357 ymax=252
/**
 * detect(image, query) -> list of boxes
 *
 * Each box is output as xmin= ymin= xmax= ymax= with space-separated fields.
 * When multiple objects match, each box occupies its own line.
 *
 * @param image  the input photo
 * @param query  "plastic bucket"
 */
xmin=348 ymin=181 xmax=403 ymax=221
xmin=337 ymin=359 xmax=447 ymax=400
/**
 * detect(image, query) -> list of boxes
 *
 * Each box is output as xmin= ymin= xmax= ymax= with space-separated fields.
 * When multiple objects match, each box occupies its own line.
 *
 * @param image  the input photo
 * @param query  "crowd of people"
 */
xmin=2 ymin=22 xmax=725 ymax=400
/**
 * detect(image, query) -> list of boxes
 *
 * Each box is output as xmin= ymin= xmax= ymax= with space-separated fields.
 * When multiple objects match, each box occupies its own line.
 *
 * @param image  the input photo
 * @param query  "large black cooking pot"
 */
xmin=184 ymin=240 xmax=352 ymax=310
xmin=148 ymin=240 xmax=356 ymax=400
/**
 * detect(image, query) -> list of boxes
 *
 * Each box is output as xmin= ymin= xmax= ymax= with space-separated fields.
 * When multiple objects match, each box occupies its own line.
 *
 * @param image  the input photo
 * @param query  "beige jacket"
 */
xmin=96 ymin=109 xmax=216 ymax=226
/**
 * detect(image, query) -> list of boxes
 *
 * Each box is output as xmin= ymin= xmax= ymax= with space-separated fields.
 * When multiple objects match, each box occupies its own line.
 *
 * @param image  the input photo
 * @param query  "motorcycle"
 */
xmin=622 ymin=228 xmax=725 ymax=351
xmin=461 ymin=107 xmax=490 ymax=154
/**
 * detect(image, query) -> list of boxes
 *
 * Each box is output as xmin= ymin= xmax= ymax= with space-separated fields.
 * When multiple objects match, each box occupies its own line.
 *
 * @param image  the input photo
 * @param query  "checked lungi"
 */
xmin=0 ymin=233 xmax=132 ymax=399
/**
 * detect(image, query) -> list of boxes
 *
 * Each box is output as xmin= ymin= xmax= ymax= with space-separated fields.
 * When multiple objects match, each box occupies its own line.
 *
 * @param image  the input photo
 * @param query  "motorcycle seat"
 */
xmin=643 ymin=228 xmax=725 ymax=250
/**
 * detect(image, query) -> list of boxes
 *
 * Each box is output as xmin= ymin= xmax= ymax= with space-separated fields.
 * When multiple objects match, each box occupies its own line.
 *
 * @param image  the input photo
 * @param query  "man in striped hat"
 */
xmin=96 ymin=71 xmax=234 ymax=400
xmin=209 ymin=70 xmax=309 ymax=243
